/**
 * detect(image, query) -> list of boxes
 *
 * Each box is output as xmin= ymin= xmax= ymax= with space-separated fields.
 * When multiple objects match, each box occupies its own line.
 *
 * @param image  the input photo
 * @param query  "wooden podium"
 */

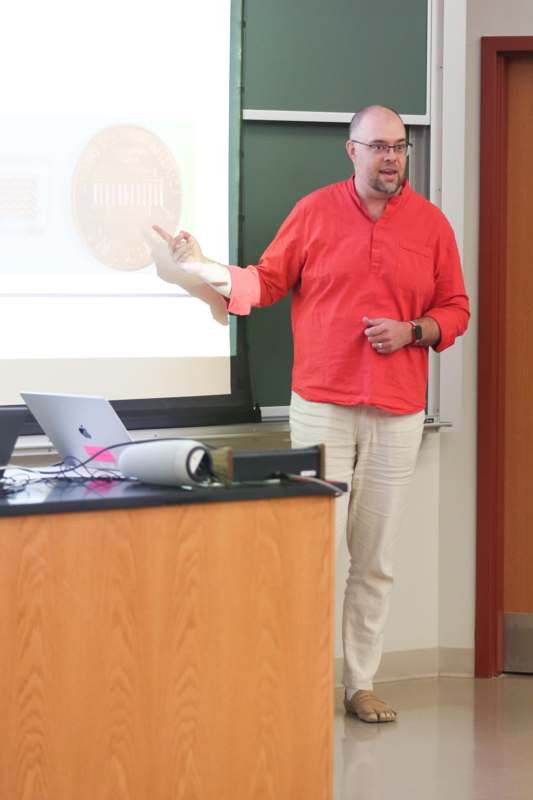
xmin=0 ymin=488 xmax=335 ymax=800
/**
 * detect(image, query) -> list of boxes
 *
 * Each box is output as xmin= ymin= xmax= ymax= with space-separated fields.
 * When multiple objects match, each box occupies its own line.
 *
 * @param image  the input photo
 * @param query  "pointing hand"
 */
xmin=152 ymin=226 xmax=232 ymax=297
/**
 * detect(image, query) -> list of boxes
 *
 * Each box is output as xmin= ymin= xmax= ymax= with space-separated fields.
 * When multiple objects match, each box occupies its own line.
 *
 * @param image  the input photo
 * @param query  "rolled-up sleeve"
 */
xmin=425 ymin=229 xmax=470 ymax=352
xmin=227 ymin=265 xmax=261 ymax=315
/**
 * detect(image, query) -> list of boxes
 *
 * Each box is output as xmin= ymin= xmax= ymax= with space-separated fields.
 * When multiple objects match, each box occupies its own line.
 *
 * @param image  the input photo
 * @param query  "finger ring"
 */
xmin=377 ymin=342 xmax=383 ymax=350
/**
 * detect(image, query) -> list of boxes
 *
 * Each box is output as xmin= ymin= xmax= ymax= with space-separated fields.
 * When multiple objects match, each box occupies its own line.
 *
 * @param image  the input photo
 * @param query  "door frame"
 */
xmin=476 ymin=36 xmax=533 ymax=677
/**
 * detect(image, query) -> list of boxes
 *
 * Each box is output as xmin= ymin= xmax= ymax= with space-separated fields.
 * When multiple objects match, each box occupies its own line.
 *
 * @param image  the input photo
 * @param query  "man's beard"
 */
xmin=370 ymin=171 xmax=403 ymax=196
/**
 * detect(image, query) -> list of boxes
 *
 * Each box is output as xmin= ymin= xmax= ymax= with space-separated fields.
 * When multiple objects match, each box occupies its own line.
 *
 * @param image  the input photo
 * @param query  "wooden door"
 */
xmin=503 ymin=55 xmax=533 ymax=671
xmin=476 ymin=37 xmax=533 ymax=677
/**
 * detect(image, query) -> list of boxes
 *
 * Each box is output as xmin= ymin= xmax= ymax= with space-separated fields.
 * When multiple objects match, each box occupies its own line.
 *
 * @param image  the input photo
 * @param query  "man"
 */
xmin=154 ymin=105 xmax=470 ymax=723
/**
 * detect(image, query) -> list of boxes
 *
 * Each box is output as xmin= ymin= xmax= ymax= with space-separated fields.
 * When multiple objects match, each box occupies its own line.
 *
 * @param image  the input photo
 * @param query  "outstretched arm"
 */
xmin=152 ymin=225 xmax=232 ymax=298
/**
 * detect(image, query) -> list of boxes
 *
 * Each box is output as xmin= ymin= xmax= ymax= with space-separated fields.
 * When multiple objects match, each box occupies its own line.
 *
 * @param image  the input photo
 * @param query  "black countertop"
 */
xmin=0 ymin=475 xmax=345 ymax=518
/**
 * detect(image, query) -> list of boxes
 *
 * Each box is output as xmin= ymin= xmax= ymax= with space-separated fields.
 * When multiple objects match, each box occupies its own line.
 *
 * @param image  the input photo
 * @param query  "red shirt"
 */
xmin=228 ymin=177 xmax=470 ymax=414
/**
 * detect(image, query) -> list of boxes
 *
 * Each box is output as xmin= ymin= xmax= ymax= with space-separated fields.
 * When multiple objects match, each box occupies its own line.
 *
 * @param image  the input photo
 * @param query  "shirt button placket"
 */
xmin=370 ymin=224 xmax=383 ymax=275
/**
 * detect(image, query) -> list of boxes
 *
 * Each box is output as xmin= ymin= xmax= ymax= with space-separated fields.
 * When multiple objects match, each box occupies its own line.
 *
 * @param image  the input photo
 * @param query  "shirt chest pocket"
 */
xmin=396 ymin=239 xmax=435 ymax=296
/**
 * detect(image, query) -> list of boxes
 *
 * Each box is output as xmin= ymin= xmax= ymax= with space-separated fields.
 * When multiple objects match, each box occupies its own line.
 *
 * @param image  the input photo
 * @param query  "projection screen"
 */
xmin=0 ymin=0 xmax=233 ymax=407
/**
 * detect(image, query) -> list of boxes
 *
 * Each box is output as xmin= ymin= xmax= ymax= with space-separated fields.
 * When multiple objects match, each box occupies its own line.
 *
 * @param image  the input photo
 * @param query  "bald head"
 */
xmin=348 ymin=105 xmax=405 ymax=140
xmin=345 ymin=105 xmax=408 ymax=201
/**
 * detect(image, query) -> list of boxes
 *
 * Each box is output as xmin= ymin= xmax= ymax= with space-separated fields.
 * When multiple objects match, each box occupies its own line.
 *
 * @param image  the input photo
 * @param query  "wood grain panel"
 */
xmin=503 ymin=55 xmax=533 ymax=614
xmin=0 ymin=496 xmax=334 ymax=800
xmin=476 ymin=37 xmax=533 ymax=677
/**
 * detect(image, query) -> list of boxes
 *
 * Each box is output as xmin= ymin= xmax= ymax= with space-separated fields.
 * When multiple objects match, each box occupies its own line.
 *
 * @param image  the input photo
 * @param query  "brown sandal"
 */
xmin=344 ymin=690 xmax=397 ymax=723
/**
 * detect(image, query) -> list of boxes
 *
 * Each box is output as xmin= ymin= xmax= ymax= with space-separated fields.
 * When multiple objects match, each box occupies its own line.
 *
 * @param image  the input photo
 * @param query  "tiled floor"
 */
xmin=334 ymin=675 xmax=533 ymax=800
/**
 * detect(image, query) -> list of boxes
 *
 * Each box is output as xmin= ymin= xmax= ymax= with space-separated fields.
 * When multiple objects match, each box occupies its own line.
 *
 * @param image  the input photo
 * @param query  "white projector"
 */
xmin=118 ymin=439 xmax=212 ymax=487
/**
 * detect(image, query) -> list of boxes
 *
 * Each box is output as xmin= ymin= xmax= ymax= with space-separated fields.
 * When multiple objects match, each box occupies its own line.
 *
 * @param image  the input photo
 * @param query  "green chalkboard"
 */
xmin=241 ymin=122 xmax=354 ymax=406
xmin=243 ymin=0 xmax=428 ymax=115
xmin=238 ymin=0 xmax=429 ymax=409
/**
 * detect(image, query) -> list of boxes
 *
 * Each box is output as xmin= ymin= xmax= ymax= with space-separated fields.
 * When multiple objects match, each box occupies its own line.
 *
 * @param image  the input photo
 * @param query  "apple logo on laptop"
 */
xmin=78 ymin=424 xmax=92 ymax=439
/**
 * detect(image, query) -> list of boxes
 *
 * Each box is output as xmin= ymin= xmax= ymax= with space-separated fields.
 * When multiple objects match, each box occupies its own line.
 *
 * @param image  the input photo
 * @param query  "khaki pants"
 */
xmin=289 ymin=392 xmax=424 ymax=690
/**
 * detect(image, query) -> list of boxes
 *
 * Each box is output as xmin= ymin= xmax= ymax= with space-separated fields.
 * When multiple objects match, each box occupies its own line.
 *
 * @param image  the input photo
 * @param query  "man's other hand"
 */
xmin=362 ymin=316 xmax=412 ymax=354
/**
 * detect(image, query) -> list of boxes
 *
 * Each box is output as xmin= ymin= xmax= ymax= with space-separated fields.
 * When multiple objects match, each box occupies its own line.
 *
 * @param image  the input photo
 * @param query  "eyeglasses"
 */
xmin=350 ymin=140 xmax=412 ymax=156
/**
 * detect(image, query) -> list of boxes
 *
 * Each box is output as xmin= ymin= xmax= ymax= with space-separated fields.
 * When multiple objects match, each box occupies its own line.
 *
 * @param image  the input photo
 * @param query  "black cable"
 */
xmin=16 ymin=436 xmax=202 ymax=476
xmin=0 ymin=472 xmax=35 ymax=496
xmin=5 ymin=437 xmax=217 ymax=489
xmin=282 ymin=473 xmax=345 ymax=497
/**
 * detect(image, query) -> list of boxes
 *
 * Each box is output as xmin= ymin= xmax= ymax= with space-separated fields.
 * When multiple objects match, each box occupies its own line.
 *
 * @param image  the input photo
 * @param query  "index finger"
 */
xmin=152 ymin=224 xmax=173 ymax=243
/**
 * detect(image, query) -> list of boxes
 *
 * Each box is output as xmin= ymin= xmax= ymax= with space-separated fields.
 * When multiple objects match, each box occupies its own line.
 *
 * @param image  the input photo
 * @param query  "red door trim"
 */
xmin=476 ymin=37 xmax=533 ymax=677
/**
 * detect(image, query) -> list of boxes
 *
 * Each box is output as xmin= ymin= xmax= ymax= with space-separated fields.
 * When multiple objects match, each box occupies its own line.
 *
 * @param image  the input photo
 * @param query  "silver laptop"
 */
xmin=20 ymin=392 xmax=132 ymax=468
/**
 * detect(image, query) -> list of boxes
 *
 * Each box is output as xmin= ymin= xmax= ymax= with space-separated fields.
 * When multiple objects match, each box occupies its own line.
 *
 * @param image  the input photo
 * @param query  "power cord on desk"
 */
xmin=4 ymin=441 xmax=343 ymax=496
xmin=207 ymin=474 xmax=345 ymax=497
xmin=0 ymin=471 xmax=36 ymax=496
xmin=5 ymin=437 xmax=218 ymax=491
xmin=281 ymin=473 xmax=345 ymax=497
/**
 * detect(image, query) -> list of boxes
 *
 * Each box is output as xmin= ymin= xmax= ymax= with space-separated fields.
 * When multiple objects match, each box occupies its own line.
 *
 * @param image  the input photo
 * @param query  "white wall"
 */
xmin=332 ymin=431 xmax=441 ymax=661
xmin=334 ymin=1 xmax=458 ymax=665
xmin=439 ymin=0 xmax=533 ymax=654
xmin=438 ymin=0 xmax=475 ymax=653
xmin=334 ymin=0 xmax=533 ymax=671
xmin=383 ymin=0 xmax=466 ymax=663
xmin=331 ymin=437 xmax=442 ymax=666
xmin=384 ymin=432 xmax=440 ymax=653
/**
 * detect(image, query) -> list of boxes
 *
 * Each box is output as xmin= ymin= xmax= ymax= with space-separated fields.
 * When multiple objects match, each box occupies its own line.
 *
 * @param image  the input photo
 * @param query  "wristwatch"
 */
xmin=408 ymin=320 xmax=423 ymax=344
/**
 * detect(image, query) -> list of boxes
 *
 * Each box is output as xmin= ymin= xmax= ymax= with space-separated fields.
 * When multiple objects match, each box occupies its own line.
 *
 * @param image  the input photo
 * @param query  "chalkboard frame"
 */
xmin=236 ymin=0 xmax=455 ymax=425
xmin=242 ymin=0 xmax=431 ymax=123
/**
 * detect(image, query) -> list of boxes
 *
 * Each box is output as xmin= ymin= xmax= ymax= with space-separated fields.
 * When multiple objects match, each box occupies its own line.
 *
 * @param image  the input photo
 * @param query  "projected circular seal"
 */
xmin=72 ymin=124 xmax=182 ymax=270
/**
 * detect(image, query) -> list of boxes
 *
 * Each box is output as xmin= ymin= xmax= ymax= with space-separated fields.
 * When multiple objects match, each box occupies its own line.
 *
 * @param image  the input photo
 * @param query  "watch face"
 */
xmin=415 ymin=324 xmax=423 ymax=341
